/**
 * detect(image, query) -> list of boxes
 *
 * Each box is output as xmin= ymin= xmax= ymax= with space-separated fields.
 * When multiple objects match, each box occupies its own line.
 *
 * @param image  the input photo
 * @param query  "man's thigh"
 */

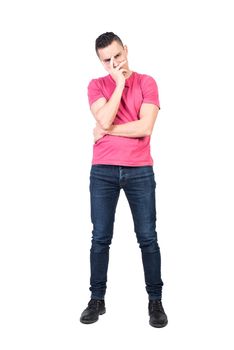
xmin=122 ymin=166 xmax=157 ymax=237
xmin=89 ymin=165 xmax=121 ymax=229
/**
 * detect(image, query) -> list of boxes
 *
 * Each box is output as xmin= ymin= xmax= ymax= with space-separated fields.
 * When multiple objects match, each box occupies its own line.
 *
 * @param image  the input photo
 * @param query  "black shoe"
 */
xmin=148 ymin=300 xmax=168 ymax=328
xmin=80 ymin=299 xmax=106 ymax=324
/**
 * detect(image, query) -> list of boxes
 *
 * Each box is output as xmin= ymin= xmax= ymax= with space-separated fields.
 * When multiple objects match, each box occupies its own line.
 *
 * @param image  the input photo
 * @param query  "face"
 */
xmin=97 ymin=40 xmax=130 ymax=72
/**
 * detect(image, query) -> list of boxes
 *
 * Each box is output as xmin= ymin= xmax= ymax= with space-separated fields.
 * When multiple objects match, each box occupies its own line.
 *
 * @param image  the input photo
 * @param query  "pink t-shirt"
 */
xmin=87 ymin=71 xmax=160 ymax=166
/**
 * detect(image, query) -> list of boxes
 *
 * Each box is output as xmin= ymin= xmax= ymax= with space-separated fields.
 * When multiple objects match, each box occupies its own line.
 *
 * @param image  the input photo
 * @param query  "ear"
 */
xmin=124 ymin=45 xmax=128 ymax=54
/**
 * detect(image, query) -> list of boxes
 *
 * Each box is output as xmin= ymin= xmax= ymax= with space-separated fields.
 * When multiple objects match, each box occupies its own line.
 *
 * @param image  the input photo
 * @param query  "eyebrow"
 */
xmin=103 ymin=52 xmax=121 ymax=63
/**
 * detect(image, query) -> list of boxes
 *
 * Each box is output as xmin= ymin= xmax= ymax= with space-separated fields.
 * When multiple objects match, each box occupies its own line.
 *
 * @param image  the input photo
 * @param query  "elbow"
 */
xmin=145 ymin=127 xmax=152 ymax=136
xmin=140 ymin=119 xmax=152 ymax=136
xmin=102 ymin=123 xmax=112 ymax=131
xmin=95 ymin=114 xmax=111 ymax=131
xmin=99 ymin=121 xmax=111 ymax=131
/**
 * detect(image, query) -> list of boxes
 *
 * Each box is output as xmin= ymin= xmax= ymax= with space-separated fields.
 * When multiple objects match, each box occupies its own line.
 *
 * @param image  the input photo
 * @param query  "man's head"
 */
xmin=95 ymin=32 xmax=130 ymax=72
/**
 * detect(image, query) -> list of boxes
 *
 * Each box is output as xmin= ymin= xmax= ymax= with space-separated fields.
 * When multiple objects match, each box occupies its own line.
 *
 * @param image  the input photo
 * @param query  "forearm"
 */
xmin=96 ymin=84 xmax=124 ymax=130
xmin=106 ymin=119 xmax=150 ymax=138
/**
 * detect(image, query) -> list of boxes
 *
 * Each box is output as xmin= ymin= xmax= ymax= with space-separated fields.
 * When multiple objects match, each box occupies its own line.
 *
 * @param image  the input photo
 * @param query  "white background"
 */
xmin=0 ymin=0 xmax=234 ymax=349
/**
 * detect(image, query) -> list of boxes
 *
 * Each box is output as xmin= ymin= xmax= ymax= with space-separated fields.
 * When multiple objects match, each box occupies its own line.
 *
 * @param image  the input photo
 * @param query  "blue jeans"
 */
xmin=89 ymin=164 xmax=163 ymax=301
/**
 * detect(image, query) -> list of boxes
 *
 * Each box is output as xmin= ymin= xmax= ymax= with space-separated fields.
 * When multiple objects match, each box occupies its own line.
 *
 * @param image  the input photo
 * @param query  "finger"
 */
xmin=110 ymin=56 xmax=114 ymax=69
xmin=116 ymin=60 xmax=127 ymax=70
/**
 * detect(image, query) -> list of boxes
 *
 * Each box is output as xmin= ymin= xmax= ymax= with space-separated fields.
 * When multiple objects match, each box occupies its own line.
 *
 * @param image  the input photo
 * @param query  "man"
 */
xmin=80 ymin=32 xmax=168 ymax=328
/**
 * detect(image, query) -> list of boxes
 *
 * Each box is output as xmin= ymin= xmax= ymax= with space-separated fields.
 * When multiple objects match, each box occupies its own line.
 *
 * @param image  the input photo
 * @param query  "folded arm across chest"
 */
xmin=105 ymin=103 xmax=160 ymax=138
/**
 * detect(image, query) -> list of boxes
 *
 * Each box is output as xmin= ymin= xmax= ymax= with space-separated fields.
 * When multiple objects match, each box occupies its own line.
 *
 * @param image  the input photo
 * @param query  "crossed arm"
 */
xmin=92 ymin=102 xmax=160 ymax=142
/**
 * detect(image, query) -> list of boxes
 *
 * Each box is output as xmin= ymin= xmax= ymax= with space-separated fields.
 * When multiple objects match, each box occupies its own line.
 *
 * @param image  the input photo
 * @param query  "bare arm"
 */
xmin=91 ymin=85 xmax=124 ymax=130
xmin=93 ymin=103 xmax=160 ymax=142
xmin=106 ymin=119 xmax=149 ymax=137
xmin=90 ymin=56 xmax=127 ymax=130
xmin=107 ymin=103 xmax=159 ymax=137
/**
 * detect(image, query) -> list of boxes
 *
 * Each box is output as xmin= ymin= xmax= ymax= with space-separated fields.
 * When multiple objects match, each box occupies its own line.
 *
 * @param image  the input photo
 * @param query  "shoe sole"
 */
xmin=80 ymin=310 xmax=106 ymax=324
xmin=149 ymin=319 xmax=168 ymax=328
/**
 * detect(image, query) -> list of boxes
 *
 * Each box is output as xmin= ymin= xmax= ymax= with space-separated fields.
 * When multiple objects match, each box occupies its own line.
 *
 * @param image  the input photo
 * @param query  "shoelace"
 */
xmin=149 ymin=300 xmax=164 ymax=313
xmin=88 ymin=299 xmax=102 ymax=310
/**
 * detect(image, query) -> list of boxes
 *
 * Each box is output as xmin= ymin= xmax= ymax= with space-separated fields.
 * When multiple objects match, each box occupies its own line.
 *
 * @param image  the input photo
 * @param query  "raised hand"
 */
xmin=103 ymin=56 xmax=128 ymax=87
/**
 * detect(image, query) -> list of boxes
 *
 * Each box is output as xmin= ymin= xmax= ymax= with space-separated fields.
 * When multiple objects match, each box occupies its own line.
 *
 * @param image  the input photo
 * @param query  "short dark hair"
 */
xmin=95 ymin=32 xmax=124 ymax=56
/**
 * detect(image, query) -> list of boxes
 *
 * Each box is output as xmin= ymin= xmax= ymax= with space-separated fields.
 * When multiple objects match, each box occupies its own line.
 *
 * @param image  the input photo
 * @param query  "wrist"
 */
xmin=115 ymin=83 xmax=125 ymax=91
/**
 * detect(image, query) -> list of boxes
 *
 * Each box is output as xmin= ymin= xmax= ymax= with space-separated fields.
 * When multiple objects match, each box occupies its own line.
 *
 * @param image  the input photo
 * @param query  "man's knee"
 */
xmin=137 ymin=236 xmax=159 ymax=253
xmin=91 ymin=237 xmax=112 ymax=253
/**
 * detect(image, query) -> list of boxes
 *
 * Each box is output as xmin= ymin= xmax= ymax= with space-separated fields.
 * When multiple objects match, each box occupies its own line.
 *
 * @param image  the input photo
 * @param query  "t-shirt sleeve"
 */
xmin=87 ymin=79 xmax=106 ymax=107
xmin=141 ymin=75 xmax=160 ymax=109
